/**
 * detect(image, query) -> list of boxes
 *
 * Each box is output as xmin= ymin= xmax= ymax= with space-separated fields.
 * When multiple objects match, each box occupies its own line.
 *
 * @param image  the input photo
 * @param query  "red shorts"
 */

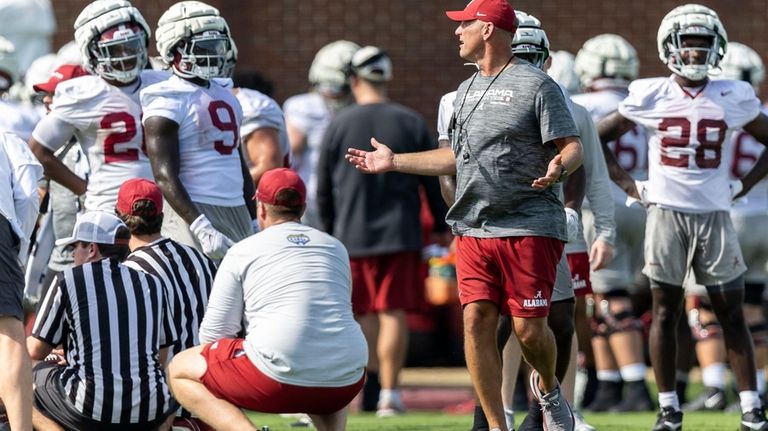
xmin=455 ymin=236 xmax=564 ymax=318
xmin=200 ymin=338 xmax=364 ymax=414
xmin=567 ymin=252 xmax=593 ymax=296
xmin=350 ymin=251 xmax=422 ymax=314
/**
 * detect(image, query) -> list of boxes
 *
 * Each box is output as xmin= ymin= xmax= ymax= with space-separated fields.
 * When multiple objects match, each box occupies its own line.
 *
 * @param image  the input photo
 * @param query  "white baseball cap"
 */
xmin=56 ymin=211 xmax=128 ymax=247
xmin=351 ymin=46 xmax=392 ymax=82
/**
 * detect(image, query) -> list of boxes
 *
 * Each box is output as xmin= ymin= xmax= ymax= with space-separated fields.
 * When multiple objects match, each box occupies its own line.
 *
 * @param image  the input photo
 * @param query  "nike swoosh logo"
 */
xmin=476 ymin=12 xmax=487 ymax=16
xmin=704 ymin=393 xmax=723 ymax=409
xmin=742 ymin=420 xmax=767 ymax=430
xmin=721 ymin=90 xmax=732 ymax=96
xmin=663 ymin=421 xmax=682 ymax=430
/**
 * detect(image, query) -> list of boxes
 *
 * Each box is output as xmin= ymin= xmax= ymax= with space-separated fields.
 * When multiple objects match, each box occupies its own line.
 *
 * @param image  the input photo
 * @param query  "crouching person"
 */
xmin=167 ymin=168 xmax=368 ymax=431
xmin=27 ymin=211 xmax=178 ymax=431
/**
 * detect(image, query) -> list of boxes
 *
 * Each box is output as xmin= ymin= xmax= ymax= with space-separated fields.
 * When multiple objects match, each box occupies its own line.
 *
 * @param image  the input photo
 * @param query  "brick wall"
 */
xmin=51 ymin=1 xmax=768 ymax=128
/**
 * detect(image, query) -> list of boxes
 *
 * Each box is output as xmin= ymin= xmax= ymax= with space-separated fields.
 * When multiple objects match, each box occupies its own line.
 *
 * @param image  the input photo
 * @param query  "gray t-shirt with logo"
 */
xmin=447 ymin=61 xmax=578 ymax=241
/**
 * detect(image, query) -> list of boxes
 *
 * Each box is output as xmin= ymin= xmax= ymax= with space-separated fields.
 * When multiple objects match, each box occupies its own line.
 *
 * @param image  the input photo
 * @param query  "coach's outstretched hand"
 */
xmin=532 ymin=154 xmax=564 ymax=190
xmin=346 ymin=138 xmax=395 ymax=174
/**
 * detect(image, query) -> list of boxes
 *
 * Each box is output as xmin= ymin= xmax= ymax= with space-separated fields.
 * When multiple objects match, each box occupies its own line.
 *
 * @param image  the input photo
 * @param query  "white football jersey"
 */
xmin=0 ymin=100 xmax=40 ymax=142
xmin=619 ymin=76 xmax=760 ymax=212
xmin=730 ymin=106 xmax=768 ymax=215
xmin=283 ymin=92 xmax=332 ymax=226
xmin=141 ymin=75 xmax=245 ymax=207
xmin=573 ymin=88 xmax=649 ymax=205
xmin=32 ymin=70 xmax=169 ymax=211
xmin=437 ymin=91 xmax=457 ymax=142
xmin=235 ymin=88 xmax=291 ymax=168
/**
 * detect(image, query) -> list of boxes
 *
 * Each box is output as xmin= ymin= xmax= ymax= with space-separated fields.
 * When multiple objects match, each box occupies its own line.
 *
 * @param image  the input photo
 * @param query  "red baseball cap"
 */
xmin=33 ymin=64 xmax=89 ymax=94
xmin=255 ymin=168 xmax=306 ymax=206
xmin=446 ymin=0 xmax=517 ymax=33
xmin=116 ymin=178 xmax=164 ymax=217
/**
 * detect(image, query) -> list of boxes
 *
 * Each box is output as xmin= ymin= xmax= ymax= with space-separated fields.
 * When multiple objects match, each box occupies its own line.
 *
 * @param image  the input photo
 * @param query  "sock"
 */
xmin=757 ymin=370 xmax=766 ymax=395
xmin=675 ymin=370 xmax=689 ymax=383
xmin=740 ymin=390 xmax=762 ymax=413
xmin=379 ymin=388 xmax=400 ymax=406
xmin=473 ymin=403 xmax=489 ymax=430
xmin=597 ymin=370 xmax=622 ymax=382
xmin=504 ymin=408 xmax=515 ymax=431
xmin=620 ymin=363 xmax=647 ymax=382
xmin=362 ymin=371 xmax=380 ymax=411
xmin=658 ymin=391 xmax=680 ymax=411
xmin=701 ymin=363 xmax=726 ymax=390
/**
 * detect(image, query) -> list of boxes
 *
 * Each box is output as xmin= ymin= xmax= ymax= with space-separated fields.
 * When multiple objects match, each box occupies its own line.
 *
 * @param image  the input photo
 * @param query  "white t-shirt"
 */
xmin=199 ymin=222 xmax=367 ymax=387
xmin=0 ymin=100 xmax=40 ymax=142
xmin=0 ymin=132 xmax=43 ymax=263
xmin=32 ymin=70 xmax=168 ymax=211
xmin=235 ymin=88 xmax=291 ymax=168
xmin=573 ymin=87 xmax=649 ymax=205
xmin=283 ymin=92 xmax=332 ymax=225
xmin=142 ymin=75 xmax=245 ymax=207
xmin=618 ymin=76 xmax=760 ymax=212
xmin=730 ymin=106 xmax=768 ymax=215
xmin=437 ymin=91 xmax=457 ymax=142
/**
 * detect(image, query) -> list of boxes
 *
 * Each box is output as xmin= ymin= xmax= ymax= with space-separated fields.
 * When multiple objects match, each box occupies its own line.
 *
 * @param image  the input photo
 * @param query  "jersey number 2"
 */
xmin=659 ymin=118 xmax=727 ymax=169
xmin=102 ymin=112 xmax=143 ymax=164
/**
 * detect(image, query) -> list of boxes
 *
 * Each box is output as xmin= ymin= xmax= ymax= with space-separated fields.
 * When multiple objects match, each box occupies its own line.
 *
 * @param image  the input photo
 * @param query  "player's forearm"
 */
xmin=392 ymin=147 xmax=456 ymax=176
xmin=740 ymin=149 xmax=768 ymax=193
xmin=154 ymin=170 xmax=200 ymax=225
xmin=30 ymin=144 xmax=86 ymax=196
xmin=563 ymin=164 xmax=585 ymax=212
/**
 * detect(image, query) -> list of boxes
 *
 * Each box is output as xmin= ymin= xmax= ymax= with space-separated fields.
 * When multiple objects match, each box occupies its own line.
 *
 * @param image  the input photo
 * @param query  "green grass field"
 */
xmin=246 ymin=410 xmax=744 ymax=430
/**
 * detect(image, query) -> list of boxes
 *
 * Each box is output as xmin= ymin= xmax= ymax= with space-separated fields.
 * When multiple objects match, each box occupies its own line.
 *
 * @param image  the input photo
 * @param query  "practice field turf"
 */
xmin=246 ymin=410 xmax=743 ymax=430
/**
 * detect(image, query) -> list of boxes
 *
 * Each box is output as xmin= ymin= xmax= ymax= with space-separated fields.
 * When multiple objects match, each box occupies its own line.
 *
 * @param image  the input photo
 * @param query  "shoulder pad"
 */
xmin=53 ymin=75 xmax=109 ymax=105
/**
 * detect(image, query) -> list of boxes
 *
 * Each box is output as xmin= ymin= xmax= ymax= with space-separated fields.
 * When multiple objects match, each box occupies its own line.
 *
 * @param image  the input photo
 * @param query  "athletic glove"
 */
xmin=729 ymin=179 xmax=744 ymax=200
xmin=190 ymin=214 xmax=235 ymax=260
xmin=626 ymin=180 xmax=649 ymax=208
xmin=564 ymin=207 xmax=581 ymax=243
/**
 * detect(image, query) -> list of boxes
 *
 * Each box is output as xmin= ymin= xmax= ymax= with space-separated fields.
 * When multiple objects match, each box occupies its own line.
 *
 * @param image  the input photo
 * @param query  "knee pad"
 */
xmin=592 ymin=316 xmax=610 ymax=338
xmin=750 ymin=322 xmax=768 ymax=347
xmin=688 ymin=307 xmax=722 ymax=341
xmin=603 ymin=310 xmax=643 ymax=335
xmin=744 ymin=282 xmax=766 ymax=306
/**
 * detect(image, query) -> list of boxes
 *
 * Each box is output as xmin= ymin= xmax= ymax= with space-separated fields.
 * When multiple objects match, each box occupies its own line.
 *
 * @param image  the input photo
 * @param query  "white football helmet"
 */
xmin=74 ymin=0 xmax=150 ymax=83
xmin=712 ymin=41 xmax=764 ymax=93
xmin=0 ymin=37 xmax=18 ymax=91
xmin=657 ymin=4 xmax=728 ymax=81
xmin=308 ymin=40 xmax=360 ymax=96
xmin=511 ymin=11 xmax=549 ymax=69
xmin=155 ymin=1 xmax=235 ymax=80
xmin=575 ymin=34 xmax=639 ymax=89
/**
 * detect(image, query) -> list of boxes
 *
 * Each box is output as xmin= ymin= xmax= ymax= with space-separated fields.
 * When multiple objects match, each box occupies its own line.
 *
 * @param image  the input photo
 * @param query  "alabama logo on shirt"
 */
xmin=523 ymin=290 xmax=548 ymax=308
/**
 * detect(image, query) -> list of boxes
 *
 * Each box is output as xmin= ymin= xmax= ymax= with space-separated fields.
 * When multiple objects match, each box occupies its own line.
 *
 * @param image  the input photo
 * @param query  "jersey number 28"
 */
xmin=659 ymin=118 xmax=727 ymax=169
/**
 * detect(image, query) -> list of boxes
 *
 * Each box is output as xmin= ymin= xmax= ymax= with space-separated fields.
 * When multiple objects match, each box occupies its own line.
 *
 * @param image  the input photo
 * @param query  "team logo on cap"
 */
xmin=287 ymin=234 xmax=310 ymax=246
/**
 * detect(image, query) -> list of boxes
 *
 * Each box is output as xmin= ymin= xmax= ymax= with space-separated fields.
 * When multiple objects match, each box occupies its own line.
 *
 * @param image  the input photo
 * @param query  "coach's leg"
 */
xmin=649 ymin=281 xmax=685 ymax=395
xmin=167 ymin=346 xmax=259 ymax=431
xmin=513 ymin=315 xmax=557 ymax=393
xmin=308 ymin=407 xmax=348 ymax=431
xmin=0 ymin=316 xmax=32 ymax=431
xmin=707 ymin=277 xmax=758 ymax=393
xmin=548 ymin=299 xmax=575 ymax=382
xmin=464 ymin=300 xmax=507 ymax=431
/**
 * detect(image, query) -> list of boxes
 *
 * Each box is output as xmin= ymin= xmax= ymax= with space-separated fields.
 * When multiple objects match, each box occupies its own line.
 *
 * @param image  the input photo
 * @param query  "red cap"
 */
xmin=255 ymin=168 xmax=306 ymax=206
xmin=116 ymin=178 xmax=164 ymax=217
xmin=446 ymin=0 xmax=517 ymax=33
xmin=33 ymin=64 xmax=89 ymax=94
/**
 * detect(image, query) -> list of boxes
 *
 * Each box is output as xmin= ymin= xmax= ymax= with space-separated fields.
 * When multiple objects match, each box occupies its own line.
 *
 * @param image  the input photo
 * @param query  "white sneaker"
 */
xmin=573 ymin=409 xmax=596 ymax=431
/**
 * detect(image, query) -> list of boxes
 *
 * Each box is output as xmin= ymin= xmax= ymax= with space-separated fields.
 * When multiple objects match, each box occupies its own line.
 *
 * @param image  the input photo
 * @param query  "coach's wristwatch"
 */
xmin=555 ymin=165 xmax=569 ymax=183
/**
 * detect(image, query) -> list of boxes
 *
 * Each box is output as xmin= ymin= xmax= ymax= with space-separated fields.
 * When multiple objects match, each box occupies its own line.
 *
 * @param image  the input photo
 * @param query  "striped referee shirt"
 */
xmin=32 ymin=258 xmax=177 ymax=424
xmin=124 ymin=238 xmax=216 ymax=356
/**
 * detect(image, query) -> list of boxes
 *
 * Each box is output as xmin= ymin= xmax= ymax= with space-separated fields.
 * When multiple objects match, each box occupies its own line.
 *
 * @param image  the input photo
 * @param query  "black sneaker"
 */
xmin=611 ymin=381 xmax=654 ymax=412
xmin=517 ymin=398 xmax=542 ymax=431
xmin=681 ymin=386 xmax=726 ymax=411
xmin=585 ymin=380 xmax=622 ymax=412
xmin=652 ymin=407 xmax=683 ymax=431
xmin=742 ymin=408 xmax=768 ymax=431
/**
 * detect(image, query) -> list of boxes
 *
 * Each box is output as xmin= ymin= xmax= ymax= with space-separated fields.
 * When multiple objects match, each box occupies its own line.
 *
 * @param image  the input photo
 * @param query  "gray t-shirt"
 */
xmin=448 ymin=61 xmax=578 ymax=240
